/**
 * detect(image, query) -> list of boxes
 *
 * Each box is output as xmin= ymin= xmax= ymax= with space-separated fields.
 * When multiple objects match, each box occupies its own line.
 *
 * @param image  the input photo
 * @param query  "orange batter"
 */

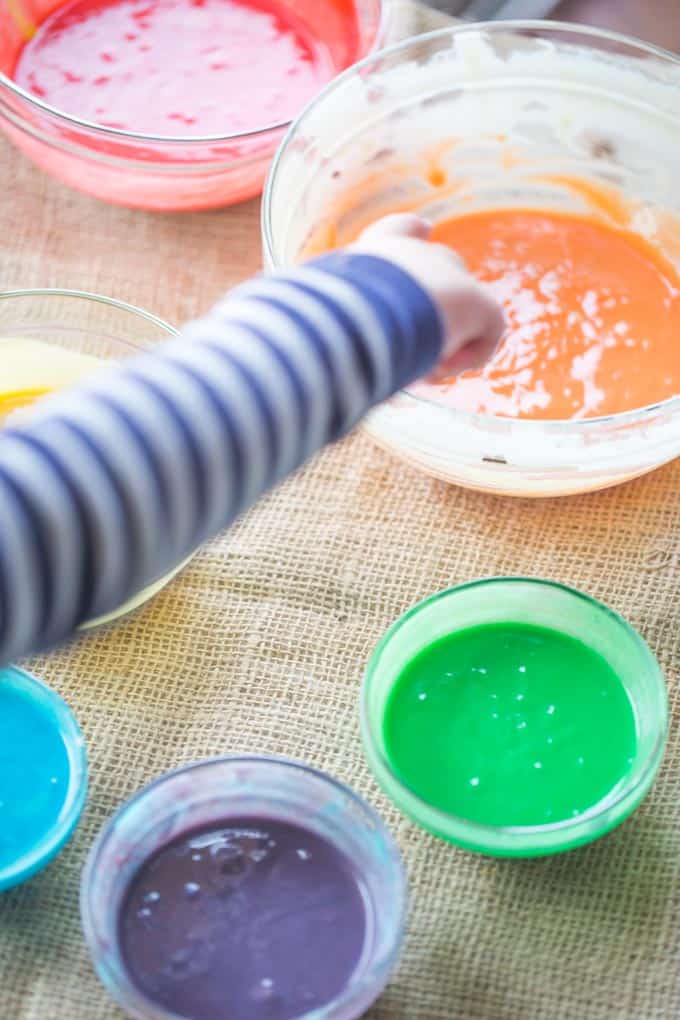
xmin=416 ymin=209 xmax=680 ymax=420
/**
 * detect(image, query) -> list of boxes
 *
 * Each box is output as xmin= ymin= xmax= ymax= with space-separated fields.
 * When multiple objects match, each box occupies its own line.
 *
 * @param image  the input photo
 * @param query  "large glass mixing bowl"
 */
xmin=0 ymin=0 xmax=387 ymax=210
xmin=264 ymin=22 xmax=680 ymax=496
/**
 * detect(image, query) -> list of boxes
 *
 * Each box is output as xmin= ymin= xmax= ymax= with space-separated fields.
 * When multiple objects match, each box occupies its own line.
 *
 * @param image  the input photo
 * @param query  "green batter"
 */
xmin=383 ymin=622 xmax=637 ymax=827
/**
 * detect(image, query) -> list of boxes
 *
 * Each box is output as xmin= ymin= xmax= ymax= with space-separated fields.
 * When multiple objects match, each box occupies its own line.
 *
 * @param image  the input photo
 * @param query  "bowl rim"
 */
xmin=81 ymin=752 xmax=408 ymax=1020
xmin=262 ymin=19 xmax=680 ymax=433
xmin=0 ymin=0 xmax=391 ymax=146
xmin=0 ymin=287 xmax=179 ymax=335
xmin=361 ymin=577 xmax=669 ymax=855
xmin=0 ymin=664 xmax=88 ymax=889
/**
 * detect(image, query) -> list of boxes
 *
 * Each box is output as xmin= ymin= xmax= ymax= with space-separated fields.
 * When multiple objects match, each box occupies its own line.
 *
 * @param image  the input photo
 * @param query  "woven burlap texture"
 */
xmin=1 ymin=4 xmax=679 ymax=1016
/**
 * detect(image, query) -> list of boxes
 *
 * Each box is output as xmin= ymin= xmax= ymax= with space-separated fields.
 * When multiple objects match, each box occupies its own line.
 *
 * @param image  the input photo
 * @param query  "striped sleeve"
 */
xmin=0 ymin=254 xmax=443 ymax=662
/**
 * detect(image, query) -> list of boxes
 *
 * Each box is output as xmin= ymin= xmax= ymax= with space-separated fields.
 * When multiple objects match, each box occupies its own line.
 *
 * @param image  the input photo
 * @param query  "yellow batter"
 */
xmin=0 ymin=336 xmax=191 ymax=627
xmin=0 ymin=338 xmax=104 ymax=420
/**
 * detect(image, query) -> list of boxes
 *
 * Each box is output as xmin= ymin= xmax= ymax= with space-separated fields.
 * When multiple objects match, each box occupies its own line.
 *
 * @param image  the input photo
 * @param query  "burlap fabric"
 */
xmin=1 ymin=4 xmax=679 ymax=1016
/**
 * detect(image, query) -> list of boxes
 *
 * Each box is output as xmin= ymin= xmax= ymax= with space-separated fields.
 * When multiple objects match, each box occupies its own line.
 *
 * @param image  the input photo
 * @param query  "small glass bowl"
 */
xmin=0 ymin=664 xmax=87 ymax=890
xmin=0 ymin=287 xmax=191 ymax=628
xmin=263 ymin=22 xmax=680 ymax=496
xmin=0 ymin=0 xmax=387 ymax=210
xmin=361 ymin=578 xmax=668 ymax=858
xmin=81 ymin=754 xmax=407 ymax=1020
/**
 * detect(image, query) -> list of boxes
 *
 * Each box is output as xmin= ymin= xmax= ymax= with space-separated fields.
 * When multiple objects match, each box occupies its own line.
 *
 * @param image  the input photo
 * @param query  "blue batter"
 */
xmin=0 ymin=679 xmax=71 ymax=874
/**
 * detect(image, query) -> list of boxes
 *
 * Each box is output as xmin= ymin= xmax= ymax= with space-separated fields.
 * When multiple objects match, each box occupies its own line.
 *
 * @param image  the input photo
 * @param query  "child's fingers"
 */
xmin=432 ymin=281 xmax=506 ymax=379
xmin=430 ymin=329 xmax=502 ymax=381
xmin=352 ymin=214 xmax=504 ymax=378
xmin=357 ymin=213 xmax=431 ymax=241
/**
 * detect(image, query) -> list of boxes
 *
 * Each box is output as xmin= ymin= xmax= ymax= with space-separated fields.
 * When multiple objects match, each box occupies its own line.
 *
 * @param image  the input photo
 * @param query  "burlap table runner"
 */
xmin=1 ymin=4 xmax=679 ymax=1016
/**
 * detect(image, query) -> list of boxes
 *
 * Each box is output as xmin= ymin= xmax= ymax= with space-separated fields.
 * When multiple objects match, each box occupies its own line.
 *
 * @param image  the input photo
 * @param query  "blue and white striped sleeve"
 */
xmin=0 ymin=254 xmax=443 ymax=663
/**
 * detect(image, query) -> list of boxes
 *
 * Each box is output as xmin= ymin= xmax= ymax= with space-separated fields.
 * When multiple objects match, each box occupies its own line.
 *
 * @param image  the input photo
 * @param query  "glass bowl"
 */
xmin=361 ymin=578 xmax=668 ymax=857
xmin=263 ymin=22 xmax=680 ymax=496
xmin=0 ymin=287 xmax=191 ymax=628
xmin=0 ymin=664 xmax=87 ymax=890
xmin=81 ymin=754 xmax=407 ymax=1020
xmin=0 ymin=0 xmax=387 ymax=210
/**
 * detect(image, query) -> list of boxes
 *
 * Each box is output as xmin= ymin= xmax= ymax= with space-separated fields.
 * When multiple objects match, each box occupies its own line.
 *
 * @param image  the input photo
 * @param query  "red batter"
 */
xmin=12 ymin=0 xmax=340 ymax=135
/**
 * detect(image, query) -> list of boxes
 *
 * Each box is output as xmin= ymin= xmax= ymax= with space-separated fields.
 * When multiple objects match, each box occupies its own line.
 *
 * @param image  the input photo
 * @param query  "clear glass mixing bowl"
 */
xmin=0 ymin=0 xmax=387 ymax=210
xmin=361 ymin=579 xmax=668 ymax=856
xmin=263 ymin=22 xmax=680 ymax=496
xmin=0 ymin=288 xmax=191 ymax=627
xmin=81 ymin=755 xmax=407 ymax=1020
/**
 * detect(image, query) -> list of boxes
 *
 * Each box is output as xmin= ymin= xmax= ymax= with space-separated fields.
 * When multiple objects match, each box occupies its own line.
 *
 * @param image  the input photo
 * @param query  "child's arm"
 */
xmin=0 ymin=216 xmax=503 ymax=663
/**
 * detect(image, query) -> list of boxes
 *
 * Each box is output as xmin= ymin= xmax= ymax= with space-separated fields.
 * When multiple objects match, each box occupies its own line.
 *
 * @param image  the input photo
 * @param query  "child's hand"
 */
xmin=353 ymin=213 xmax=505 ymax=380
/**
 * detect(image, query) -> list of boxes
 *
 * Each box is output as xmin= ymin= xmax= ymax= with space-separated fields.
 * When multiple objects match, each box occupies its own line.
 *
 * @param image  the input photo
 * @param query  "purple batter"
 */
xmin=118 ymin=817 xmax=367 ymax=1019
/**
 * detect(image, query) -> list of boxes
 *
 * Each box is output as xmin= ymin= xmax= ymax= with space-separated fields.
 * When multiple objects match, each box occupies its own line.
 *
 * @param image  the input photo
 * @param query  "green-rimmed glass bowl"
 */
xmin=361 ymin=577 xmax=668 ymax=857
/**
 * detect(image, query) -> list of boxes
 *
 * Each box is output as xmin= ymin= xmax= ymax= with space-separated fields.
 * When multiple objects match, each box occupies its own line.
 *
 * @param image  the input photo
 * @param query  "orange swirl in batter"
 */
xmin=416 ymin=209 xmax=680 ymax=420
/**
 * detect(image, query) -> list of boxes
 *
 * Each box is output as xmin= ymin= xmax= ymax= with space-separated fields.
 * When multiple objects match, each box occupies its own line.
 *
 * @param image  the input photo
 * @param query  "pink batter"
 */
xmin=12 ymin=0 xmax=339 ymax=135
